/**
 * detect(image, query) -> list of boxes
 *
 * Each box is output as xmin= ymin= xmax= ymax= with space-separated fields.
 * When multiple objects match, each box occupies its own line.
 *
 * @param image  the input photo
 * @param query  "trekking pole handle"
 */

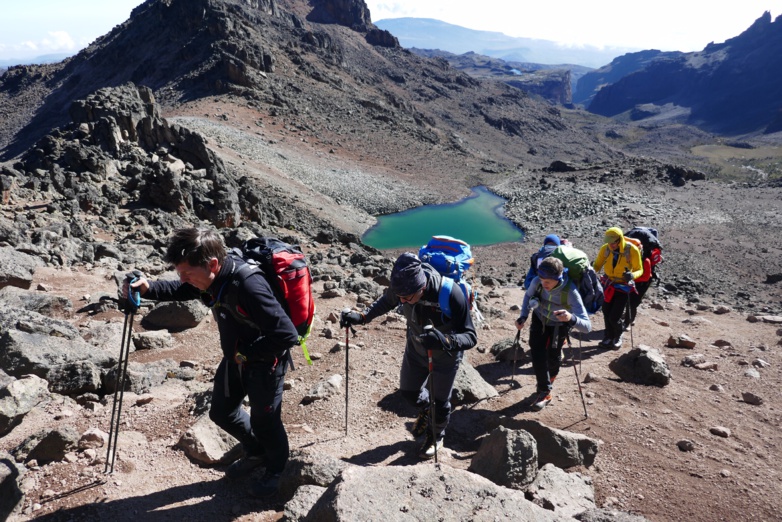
xmin=124 ymin=271 xmax=142 ymax=313
xmin=341 ymin=308 xmax=357 ymax=336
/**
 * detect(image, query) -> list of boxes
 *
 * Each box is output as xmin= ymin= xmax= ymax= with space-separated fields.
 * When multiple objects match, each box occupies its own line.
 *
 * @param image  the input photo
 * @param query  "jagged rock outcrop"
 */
xmin=573 ymin=50 xmax=680 ymax=107
xmin=587 ymin=12 xmax=782 ymax=134
xmin=306 ymin=0 xmax=372 ymax=31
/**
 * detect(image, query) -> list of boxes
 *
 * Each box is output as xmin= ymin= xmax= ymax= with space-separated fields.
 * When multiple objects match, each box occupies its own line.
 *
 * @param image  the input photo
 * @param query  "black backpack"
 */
xmin=624 ymin=227 xmax=662 ymax=259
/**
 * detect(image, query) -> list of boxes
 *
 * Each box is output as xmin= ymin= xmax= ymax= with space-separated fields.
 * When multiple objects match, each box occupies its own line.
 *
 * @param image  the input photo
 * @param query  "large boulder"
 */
xmin=0 ymin=330 xmax=113 ymax=380
xmin=176 ymin=415 xmax=239 ymax=465
xmin=608 ymin=345 xmax=672 ymax=386
xmin=468 ymin=426 xmax=538 ymax=490
xmin=279 ymin=449 xmax=349 ymax=502
xmin=496 ymin=418 xmax=599 ymax=469
xmin=141 ymin=300 xmax=209 ymax=331
xmin=0 ymin=374 xmax=50 ymax=436
xmin=0 ymin=302 xmax=80 ymax=339
xmin=0 ymin=451 xmax=26 ymax=521
xmin=0 ymin=247 xmax=43 ymax=290
xmin=24 ymin=425 xmax=80 ymax=464
xmin=304 ymin=463 xmax=566 ymax=521
xmin=451 ymin=358 xmax=499 ymax=406
xmin=528 ymin=463 xmax=596 ymax=517
xmin=0 ymin=286 xmax=72 ymax=315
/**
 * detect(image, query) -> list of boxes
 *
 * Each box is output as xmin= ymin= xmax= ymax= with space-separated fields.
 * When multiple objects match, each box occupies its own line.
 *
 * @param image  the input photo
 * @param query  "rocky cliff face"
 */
xmin=573 ymin=50 xmax=681 ymax=107
xmin=587 ymin=11 xmax=782 ymax=134
xmin=0 ymin=0 xmax=616 ymax=170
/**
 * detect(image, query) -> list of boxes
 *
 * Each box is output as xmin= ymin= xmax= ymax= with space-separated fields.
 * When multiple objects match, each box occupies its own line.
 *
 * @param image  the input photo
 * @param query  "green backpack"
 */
xmin=550 ymin=245 xmax=590 ymax=283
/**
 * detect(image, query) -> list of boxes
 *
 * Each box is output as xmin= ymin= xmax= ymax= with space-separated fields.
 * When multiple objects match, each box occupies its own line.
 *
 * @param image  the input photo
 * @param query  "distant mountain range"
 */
xmin=374 ymin=18 xmax=639 ymax=69
xmin=0 ymin=54 xmax=71 ymax=69
xmin=377 ymin=14 xmax=782 ymax=135
xmin=584 ymin=11 xmax=782 ymax=134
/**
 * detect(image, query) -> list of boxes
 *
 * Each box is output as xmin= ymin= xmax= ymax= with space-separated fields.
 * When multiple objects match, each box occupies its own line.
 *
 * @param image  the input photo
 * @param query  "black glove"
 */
xmin=340 ymin=310 xmax=364 ymax=328
xmin=515 ymin=316 xmax=527 ymax=329
xmin=623 ymin=271 xmax=634 ymax=282
xmin=418 ymin=328 xmax=453 ymax=350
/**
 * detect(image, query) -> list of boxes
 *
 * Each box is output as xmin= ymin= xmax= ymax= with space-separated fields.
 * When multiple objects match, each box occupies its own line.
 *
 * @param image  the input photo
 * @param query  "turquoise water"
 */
xmin=362 ymin=186 xmax=524 ymax=250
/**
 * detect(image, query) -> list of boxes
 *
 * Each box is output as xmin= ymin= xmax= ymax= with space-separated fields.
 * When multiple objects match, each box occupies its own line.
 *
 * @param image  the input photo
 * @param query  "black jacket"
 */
xmin=145 ymin=256 xmax=299 ymax=360
xmin=363 ymin=265 xmax=477 ymax=355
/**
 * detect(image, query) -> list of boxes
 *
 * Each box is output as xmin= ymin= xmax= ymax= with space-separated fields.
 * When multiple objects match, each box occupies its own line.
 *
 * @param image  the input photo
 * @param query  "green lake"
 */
xmin=362 ymin=186 xmax=524 ymax=250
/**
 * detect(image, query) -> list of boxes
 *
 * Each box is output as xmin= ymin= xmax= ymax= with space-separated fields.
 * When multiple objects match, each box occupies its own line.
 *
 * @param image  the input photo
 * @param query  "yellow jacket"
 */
xmin=593 ymin=232 xmax=643 ymax=284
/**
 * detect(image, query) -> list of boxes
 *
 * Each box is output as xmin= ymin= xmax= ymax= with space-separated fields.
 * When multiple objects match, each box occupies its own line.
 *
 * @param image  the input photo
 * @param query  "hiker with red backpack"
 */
xmin=624 ymin=226 xmax=664 ymax=325
xmin=593 ymin=227 xmax=644 ymax=349
xmin=122 ymin=227 xmax=299 ymax=498
xmin=340 ymin=252 xmax=477 ymax=459
xmin=515 ymin=256 xmax=592 ymax=411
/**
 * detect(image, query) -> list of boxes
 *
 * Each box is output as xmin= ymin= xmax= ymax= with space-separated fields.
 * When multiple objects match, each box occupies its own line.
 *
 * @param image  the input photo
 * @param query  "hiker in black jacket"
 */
xmin=122 ymin=227 xmax=298 ymax=498
xmin=340 ymin=253 xmax=477 ymax=459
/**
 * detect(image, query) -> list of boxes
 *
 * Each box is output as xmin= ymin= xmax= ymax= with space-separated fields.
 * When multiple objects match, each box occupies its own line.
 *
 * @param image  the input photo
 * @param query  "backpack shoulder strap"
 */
xmin=219 ymin=262 xmax=262 ymax=328
xmin=439 ymin=277 xmax=453 ymax=318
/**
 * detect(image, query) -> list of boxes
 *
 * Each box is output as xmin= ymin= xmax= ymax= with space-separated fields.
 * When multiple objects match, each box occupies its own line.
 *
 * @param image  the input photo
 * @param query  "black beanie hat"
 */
xmin=390 ymin=253 xmax=427 ymax=296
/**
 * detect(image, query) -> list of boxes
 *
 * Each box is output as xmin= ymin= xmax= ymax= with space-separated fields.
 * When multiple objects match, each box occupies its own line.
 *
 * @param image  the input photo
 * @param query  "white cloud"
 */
xmin=40 ymin=31 xmax=77 ymax=53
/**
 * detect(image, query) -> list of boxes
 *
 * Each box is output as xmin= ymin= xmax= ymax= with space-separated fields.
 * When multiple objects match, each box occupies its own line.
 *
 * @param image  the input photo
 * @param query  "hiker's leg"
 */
xmin=628 ymin=281 xmax=649 ymax=323
xmin=429 ymin=350 xmax=462 ymax=438
xmin=601 ymin=299 xmax=617 ymax=340
xmin=246 ymin=359 xmax=289 ymax=474
xmin=605 ymin=293 xmax=627 ymax=338
xmin=529 ymin=315 xmax=552 ymax=392
xmin=399 ymin=343 xmax=430 ymax=408
xmin=548 ymin=326 xmax=568 ymax=381
xmin=210 ymin=357 xmax=263 ymax=456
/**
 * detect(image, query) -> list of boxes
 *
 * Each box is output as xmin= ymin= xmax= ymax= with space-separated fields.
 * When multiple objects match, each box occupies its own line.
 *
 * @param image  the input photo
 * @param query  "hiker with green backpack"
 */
xmin=515 ymin=256 xmax=592 ymax=411
xmin=340 ymin=251 xmax=477 ymax=459
xmin=593 ymin=227 xmax=644 ymax=349
xmin=122 ymin=227 xmax=299 ymax=498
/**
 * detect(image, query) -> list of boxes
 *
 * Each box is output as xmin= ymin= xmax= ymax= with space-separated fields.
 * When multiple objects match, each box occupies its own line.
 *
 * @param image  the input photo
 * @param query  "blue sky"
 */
xmin=1 ymin=0 xmax=779 ymax=61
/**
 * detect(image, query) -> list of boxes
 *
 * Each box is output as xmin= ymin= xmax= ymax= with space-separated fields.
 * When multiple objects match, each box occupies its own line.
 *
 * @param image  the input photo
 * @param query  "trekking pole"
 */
xmin=105 ymin=273 xmax=141 ymax=474
xmin=424 ymin=325 xmax=438 ymax=464
xmin=509 ymin=329 xmax=521 ymax=389
xmin=624 ymin=281 xmax=636 ymax=349
xmin=567 ymin=334 xmax=589 ymax=418
xmin=342 ymin=309 xmax=356 ymax=437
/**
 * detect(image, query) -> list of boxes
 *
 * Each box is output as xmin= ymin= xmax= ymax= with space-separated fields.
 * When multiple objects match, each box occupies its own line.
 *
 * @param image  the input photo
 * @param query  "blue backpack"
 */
xmin=418 ymin=235 xmax=475 ymax=318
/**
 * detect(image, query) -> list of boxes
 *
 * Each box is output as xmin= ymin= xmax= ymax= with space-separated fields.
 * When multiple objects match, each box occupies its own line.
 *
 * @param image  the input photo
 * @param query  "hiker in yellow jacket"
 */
xmin=593 ymin=227 xmax=643 ymax=349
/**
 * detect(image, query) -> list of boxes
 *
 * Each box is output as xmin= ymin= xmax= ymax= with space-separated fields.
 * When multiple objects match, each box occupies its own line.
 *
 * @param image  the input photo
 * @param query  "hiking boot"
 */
xmin=249 ymin=470 xmax=281 ymax=498
xmin=599 ymin=337 xmax=613 ymax=347
xmin=225 ymin=455 xmax=265 ymax=480
xmin=410 ymin=408 xmax=429 ymax=438
xmin=531 ymin=391 xmax=552 ymax=411
xmin=612 ymin=335 xmax=624 ymax=349
xmin=418 ymin=432 xmax=444 ymax=460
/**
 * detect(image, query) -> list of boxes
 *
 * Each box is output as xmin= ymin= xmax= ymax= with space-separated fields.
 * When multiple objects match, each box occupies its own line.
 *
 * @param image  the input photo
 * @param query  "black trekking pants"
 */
xmin=602 ymin=289 xmax=631 ymax=341
xmin=528 ymin=313 xmax=569 ymax=393
xmin=210 ymin=356 xmax=289 ymax=474
xmin=628 ymin=279 xmax=651 ymax=324
xmin=399 ymin=343 xmax=462 ymax=440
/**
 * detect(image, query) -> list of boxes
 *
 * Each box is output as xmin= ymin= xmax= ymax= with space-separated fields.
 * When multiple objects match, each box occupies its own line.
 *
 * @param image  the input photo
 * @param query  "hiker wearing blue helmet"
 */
xmin=523 ymin=234 xmax=562 ymax=289
xmin=340 ymin=253 xmax=477 ymax=459
xmin=515 ymin=256 xmax=592 ymax=411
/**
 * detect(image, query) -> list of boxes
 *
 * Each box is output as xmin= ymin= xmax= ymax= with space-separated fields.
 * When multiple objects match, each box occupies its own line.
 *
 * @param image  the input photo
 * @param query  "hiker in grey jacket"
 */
xmin=340 ymin=253 xmax=477 ymax=459
xmin=516 ymin=257 xmax=591 ymax=411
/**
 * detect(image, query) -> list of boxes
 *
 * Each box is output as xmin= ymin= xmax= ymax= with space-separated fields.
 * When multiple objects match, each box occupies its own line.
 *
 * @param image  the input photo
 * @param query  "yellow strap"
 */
xmin=299 ymin=320 xmax=314 ymax=365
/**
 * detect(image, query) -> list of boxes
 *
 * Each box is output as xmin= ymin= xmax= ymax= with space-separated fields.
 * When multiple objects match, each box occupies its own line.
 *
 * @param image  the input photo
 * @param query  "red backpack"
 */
xmin=227 ymin=237 xmax=315 ymax=365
